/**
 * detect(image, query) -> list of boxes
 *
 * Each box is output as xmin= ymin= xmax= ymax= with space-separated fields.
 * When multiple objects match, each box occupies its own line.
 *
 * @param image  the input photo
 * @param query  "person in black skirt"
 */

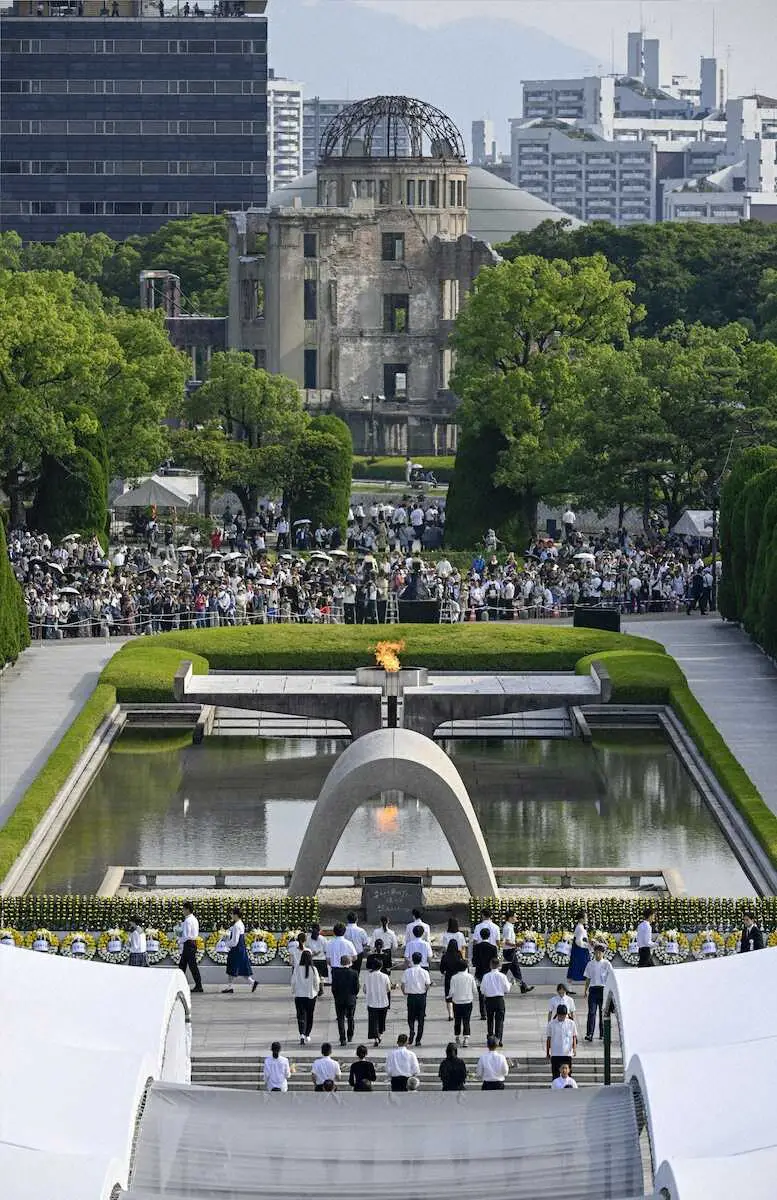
xmin=222 ymin=906 xmax=259 ymax=995
xmin=128 ymin=915 xmax=148 ymax=967
xmin=439 ymin=939 xmax=465 ymax=1022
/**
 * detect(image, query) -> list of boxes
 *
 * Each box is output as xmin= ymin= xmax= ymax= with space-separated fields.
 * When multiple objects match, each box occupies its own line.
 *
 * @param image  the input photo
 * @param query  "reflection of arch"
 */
xmin=288 ymin=729 xmax=498 ymax=896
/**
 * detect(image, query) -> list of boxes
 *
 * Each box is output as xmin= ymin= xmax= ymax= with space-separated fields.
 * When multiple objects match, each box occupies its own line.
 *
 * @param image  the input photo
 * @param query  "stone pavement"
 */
xmin=0 ymin=640 xmax=123 ymax=827
xmin=626 ymin=616 xmax=777 ymax=818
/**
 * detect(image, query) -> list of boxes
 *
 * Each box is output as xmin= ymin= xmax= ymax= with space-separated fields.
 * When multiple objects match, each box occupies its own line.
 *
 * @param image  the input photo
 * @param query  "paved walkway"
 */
xmin=0 ymin=640 xmax=123 ymax=827
xmin=626 ymin=616 xmax=777 ymax=818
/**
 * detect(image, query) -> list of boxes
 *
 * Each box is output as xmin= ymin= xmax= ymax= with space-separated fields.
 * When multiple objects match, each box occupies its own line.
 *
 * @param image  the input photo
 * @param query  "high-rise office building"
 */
xmin=471 ymin=119 xmax=495 ymax=165
xmin=0 ymin=0 xmax=268 ymax=242
xmin=267 ymin=73 xmax=303 ymax=193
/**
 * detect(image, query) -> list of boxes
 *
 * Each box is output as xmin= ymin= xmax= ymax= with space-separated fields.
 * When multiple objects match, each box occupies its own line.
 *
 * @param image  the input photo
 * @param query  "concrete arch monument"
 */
xmin=288 ymin=728 xmax=498 ymax=897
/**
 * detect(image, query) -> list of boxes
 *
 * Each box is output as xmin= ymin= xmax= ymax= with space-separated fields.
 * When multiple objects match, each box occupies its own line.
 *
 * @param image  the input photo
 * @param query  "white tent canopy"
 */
xmin=113 ymin=475 xmax=194 ymax=509
xmin=655 ymin=1146 xmax=777 ymax=1200
xmin=0 ymin=945 xmax=191 ymax=1200
xmin=670 ymin=509 xmax=714 ymax=538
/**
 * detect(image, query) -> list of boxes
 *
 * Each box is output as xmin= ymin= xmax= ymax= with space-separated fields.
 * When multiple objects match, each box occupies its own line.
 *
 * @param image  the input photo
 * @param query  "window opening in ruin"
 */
xmin=304 ymin=348 xmax=318 ymax=389
xmin=382 ymin=233 xmax=405 ymax=262
xmin=304 ymin=279 xmax=318 ymax=321
xmin=384 ymin=363 xmax=408 ymax=400
xmin=383 ymin=294 xmax=409 ymax=333
xmin=303 ymin=232 xmax=317 ymax=258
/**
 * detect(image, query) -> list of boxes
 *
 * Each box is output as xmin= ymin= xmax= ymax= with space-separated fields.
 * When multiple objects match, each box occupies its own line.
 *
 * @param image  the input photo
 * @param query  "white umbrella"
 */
xmin=309 ymin=551 xmax=331 ymax=562
xmin=46 ymin=562 xmax=64 ymax=574
xmin=330 ymin=549 xmax=349 ymax=559
xmin=206 ymin=551 xmax=224 ymax=560
xmin=177 ymin=545 xmax=197 ymax=553
xmin=573 ymin=552 xmax=596 ymax=563
xmin=224 ymin=550 xmax=246 ymax=560
xmin=258 ymin=577 xmax=276 ymax=586
xmin=58 ymin=586 xmax=81 ymax=596
xmin=293 ymin=518 xmax=311 ymax=526
xmin=62 ymin=533 xmax=81 ymax=541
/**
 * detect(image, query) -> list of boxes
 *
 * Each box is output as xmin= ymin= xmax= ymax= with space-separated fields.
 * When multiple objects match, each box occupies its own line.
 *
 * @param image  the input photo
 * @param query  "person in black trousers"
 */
xmin=330 ymin=954 xmax=360 ymax=1046
xmin=179 ymin=901 xmax=203 ymax=993
xmin=741 ymin=911 xmax=765 ymax=952
xmin=472 ymin=928 xmax=496 ymax=1021
xmin=438 ymin=1042 xmax=467 ymax=1091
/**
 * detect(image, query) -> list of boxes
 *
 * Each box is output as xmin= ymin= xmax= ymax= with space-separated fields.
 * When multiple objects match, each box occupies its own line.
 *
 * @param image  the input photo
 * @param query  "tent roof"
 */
xmin=113 ymin=475 xmax=194 ymax=509
xmin=670 ymin=509 xmax=714 ymax=537
xmin=0 ymin=1145 xmax=124 ymax=1200
xmin=655 ymin=1146 xmax=777 ymax=1200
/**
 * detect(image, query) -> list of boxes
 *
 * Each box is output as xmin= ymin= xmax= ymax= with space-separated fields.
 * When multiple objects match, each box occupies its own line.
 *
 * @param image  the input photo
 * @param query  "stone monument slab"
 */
xmin=364 ymin=875 xmax=424 ymax=926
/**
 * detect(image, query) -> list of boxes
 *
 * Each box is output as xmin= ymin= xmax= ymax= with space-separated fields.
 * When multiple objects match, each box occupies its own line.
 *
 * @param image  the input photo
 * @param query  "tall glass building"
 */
xmin=0 ymin=0 xmax=268 ymax=242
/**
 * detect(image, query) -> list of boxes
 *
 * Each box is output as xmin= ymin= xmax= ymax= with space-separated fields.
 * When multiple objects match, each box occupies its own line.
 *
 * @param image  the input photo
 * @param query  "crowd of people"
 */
xmin=6 ymin=500 xmax=717 ymax=637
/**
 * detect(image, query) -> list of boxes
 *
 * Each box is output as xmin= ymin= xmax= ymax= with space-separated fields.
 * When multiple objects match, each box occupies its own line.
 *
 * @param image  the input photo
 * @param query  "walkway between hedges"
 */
xmin=0 ymin=641 xmax=123 ymax=829
xmin=628 ymin=617 xmax=777 ymax=819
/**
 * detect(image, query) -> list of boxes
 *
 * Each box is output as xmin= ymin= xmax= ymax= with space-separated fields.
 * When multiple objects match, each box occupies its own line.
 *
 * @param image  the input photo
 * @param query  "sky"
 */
xmin=356 ymin=0 xmax=777 ymax=96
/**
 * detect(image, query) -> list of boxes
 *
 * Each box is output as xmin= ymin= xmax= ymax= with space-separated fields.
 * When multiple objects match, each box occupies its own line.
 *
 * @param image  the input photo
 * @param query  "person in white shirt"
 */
xmin=128 ymin=916 xmax=148 ymax=968
xmin=385 ymin=1034 xmax=420 ymax=1092
xmin=264 ymin=1041 xmax=291 ymax=1092
xmin=439 ymin=917 xmax=466 ymax=955
xmin=178 ymin=901 xmax=203 ymax=992
xmin=222 ymin=906 xmax=258 ymax=995
xmin=479 ymin=959 xmax=511 ymax=1046
xmin=287 ymin=931 xmax=306 ymax=972
xmin=546 ymin=1005 xmax=578 ymax=1080
xmin=402 ymin=953 xmax=432 ymax=1047
xmin=345 ymin=912 xmax=370 ymax=973
xmin=371 ymin=915 xmax=398 ymax=973
xmin=551 ymin=1062 xmax=578 ymax=1090
xmin=636 ymin=909 xmax=656 ymax=968
xmin=567 ymin=911 xmax=590 ymax=985
xmin=562 ymin=508 xmax=576 ymax=538
xmin=311 ymin=1043 xmax=342 ymax=1091
xmin=447 ymin=963 xmax=479 ymax=1046
xmin=291 ymin=950 xmax=321 ymax=1045
xmin=307 ymin=923 xmax=328 ymax=981
xmin=405 ymin=909 xmax=431 ymax=944
xmin=583 ymin=945 xmax=611 ymax=1041
xmin=548 ymin=983 xmax=576 ymax=1022
xmin=364 ymin=955 xmax=392 ymax=1046
xmin=471 ymin=909 xmax=500 ymax=957
xmin=326 ymin=923 xmax=357 ymax=969
xmin=404 ymin=927 xmax=433 ymax=967
xmin=476 ymin=1036 xmax=510 ymax=1090
xmin=499 ymin=911 xmax=534 ymax=994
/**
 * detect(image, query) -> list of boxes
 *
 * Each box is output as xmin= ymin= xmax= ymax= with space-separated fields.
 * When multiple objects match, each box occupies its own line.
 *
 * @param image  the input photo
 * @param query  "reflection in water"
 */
xmin=33 ymin=731 xmax=752 ymax=896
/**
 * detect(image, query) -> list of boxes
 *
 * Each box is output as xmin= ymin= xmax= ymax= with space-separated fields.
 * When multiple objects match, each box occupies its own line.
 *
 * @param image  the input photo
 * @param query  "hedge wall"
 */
xmin=719 ymin=445 xmax=777 ymax=621
xmin=0 ymin=519 xmax=30 ymax=666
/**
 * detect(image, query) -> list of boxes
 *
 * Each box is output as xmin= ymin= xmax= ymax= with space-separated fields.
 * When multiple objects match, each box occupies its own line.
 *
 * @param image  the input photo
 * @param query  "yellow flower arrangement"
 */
xmin=60 ymin=931 xmax=97 ymax=960
xmin=767 ymin=931 xmax=777 ymax=949
xmin=0 ymin=927 xmax=23 ymax=948
xmin=278 ymin=930 xmax=303 ymax=964
xmin=654 ymin=929 xmax=690 ymax=965
xmin=206 ymin=929 xmax=231 ymax=965
xmin=166 ymin=933 xmax=205 ymax=965
xmin=97 ymin=928 xmax=130 ymax=963
xmin=515 ymin=929 xmax=545 ymax=966
xmin=247 ymin=928 xmax=277 ymax=966
xmin=590 ymin=930 xmax=617 ymax=961
xmin=547 ymin=930 xmax=574 ymax=966
xmin=144 ymin=928 xmax=168 ymax=965
xmin=618 ymin=931 xmax=640 ymax=966
xmin=725 ymin=932 xmax=741 ymax=955
xmin=25 ymin=928 xmax=60 ymax=953
xmin=691 ymin=929 xmax=724 ymax=959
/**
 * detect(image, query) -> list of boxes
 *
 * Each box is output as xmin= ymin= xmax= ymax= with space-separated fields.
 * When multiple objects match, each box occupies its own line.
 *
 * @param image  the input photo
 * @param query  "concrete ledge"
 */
xmin=1 ymin=704 xmax=126 ymax=895
xmin=173 ymin=660 xmax=193 ymax=703
xmin=589 ymin=660 xmax=613 ymax=704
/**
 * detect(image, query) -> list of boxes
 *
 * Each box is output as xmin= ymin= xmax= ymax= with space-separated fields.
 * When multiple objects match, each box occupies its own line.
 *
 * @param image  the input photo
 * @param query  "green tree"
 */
xmin=31 ymin=447 xmax=108 ymax=544
xmin=0 ymin=518 xmax=30 ymax=665
xmin=448 ymin=253 xmax=638 ymax=545
xmin=285 ymin=415 xmax=352 ymax=533
xmin=169 ymin=422 xmax=231 ymax=517
xmin=718 ymin=445 xmax=777 ymax=621
xmin=187 ymin=350 xmax=307 ymax=515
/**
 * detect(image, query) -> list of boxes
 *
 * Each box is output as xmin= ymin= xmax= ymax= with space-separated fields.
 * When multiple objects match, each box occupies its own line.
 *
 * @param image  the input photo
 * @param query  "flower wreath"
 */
xmin=725 ymin=932 xmax=741 ymax=956
xmin=167 ymin=932 xmax=205 ymax=965
xmin=691 ymin=929 xmax=724 ymax=959
xmin=767 ymin=931 xmax=777 ymax=949
xmin=590 ymin=930 xmax=617 ymax=961
xmin=278 ymin=930 xmax=303 ymax=965
xmin=206 ymin=929 xmax=231 ymax=965
xmin=25 ymin=928 xmax=60 ymax=953
xmin=618 ymin=931 xmax=641 ymax=967
xmin=514 ymin=929 xmax=545 ymax=966
xmin=98 ymin=928 xmax=130 ymax=963
xmin=247 ymin=929 xmax=277 ymax=966
xmin=145 ymin=928 xmax=168 ymax=966
xmin=60 ymin=931 xmax=97 ymax=960
xmin=546 ymin=930 xmax=574 ymax=967
xmin=0 ymin=927 xmax=23 ymax=948
xmin=654 ymin=929 xmax=690 ymax=965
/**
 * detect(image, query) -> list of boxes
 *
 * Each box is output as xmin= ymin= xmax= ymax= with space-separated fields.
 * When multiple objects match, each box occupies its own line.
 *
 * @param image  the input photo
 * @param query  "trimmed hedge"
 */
xmin=102 ymin=625 xmax=662 ymax=697
xmin=0 ymin=682 xmax=116 ymax=882
xmin=719 ymin=445 xmax=777 ymax=621
xmin=353 ymin=455 xmax=456 ymax=484
xmin=0 ymin=519 xmax=30 ymax=666
xmin=576 ymin=649 xmax=777 ymax=868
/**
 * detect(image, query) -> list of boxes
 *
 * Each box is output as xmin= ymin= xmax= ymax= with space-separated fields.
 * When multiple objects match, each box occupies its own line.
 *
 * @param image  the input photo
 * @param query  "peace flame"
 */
xmin=374 ymin=640 xmax=405 ymax=673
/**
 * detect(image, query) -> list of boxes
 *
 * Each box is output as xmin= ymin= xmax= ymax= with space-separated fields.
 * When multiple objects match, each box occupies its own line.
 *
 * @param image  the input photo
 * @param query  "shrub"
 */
xmin=31 ymin=447 xmax=108 ymax=544
xmin=719 ymin=445 xmax=777 ymax=621
xmin=100 ymin=644 xmax=209 ymax=702
xmin=444 ymin=427 xmax=529 ymax=550
xmin=287 ymin=418 xmax=352 ymax=535
xmin=0 ymin=519 xmax=30 ymax=665
xmin=0 ymin=683 xmax=116 ymax=882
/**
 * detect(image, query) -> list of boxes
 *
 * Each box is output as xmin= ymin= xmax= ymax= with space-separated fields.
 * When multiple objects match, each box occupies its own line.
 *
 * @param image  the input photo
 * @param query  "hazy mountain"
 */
xmin=269 ymin=0 xmax=598 ymax=154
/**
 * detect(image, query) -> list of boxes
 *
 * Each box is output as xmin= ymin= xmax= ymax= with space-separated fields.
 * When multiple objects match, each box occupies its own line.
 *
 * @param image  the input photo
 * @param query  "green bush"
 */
xmin=353 ymin=455 xmax=456 ymax=484
xmin=287 ymin=418 xmax=352 ymax=535
xmin=100 ymin=644 xmax=208 ymax=702
xmin=104 ymin=624 xmax=661 ymax=680
xmin=719 ymin=446 xmax=777 ymax=621
xmin=444 ymin=427 xmax=530 ymax=551
xmin=0 ymin=682 xmax=116 ymax=882
xmin=0 ymin=519 xmax=30 ymax=665
xmin=576 ymin=649 xmax=777 ymax=867
xmin=31 ymin=447 xmax=108 ymax=544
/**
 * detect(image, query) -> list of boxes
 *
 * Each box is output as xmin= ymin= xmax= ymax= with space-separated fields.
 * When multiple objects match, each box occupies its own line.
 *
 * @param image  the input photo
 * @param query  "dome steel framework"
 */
xmin=319 ymin=95 xmax=466 ymax=162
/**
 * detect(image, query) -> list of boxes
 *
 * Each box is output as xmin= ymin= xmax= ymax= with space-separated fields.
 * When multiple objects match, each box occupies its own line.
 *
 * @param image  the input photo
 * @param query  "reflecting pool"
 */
xmin=32 ymin=729 xmax=752 ymax=895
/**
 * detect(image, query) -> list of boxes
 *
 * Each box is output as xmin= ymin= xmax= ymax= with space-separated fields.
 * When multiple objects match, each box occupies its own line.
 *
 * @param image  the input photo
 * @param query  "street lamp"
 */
xmin=361 ymin=393 xmax=385 ymax=462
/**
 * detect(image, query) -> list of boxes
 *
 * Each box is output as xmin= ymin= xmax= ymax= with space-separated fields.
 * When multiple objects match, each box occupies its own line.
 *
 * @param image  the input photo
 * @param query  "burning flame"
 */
xmin=374 ymin=640 xmax=405 ymax=673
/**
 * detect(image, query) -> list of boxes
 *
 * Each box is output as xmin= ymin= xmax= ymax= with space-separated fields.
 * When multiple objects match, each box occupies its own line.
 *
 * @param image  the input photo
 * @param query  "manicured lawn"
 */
xmin=353 ymin=455 xmax=456 ymax=483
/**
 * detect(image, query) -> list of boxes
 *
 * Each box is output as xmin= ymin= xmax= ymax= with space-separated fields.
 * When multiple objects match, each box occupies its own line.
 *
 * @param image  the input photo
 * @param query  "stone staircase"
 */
xmin=192 ymin=1050 xmax=622 ymax=1092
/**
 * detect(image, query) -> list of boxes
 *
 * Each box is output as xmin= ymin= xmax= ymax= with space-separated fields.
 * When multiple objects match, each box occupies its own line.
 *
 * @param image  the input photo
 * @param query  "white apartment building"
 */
xmin=522 ymin=77 xmax=615 ymax=138
xmin=302 ymin=98 xmax=411 ymax=174
xmin=664 ymin=135 xmax=777 ymax=225
xmin=472 ymin=119 xmax=497 ymax=165
xmin=267 ymin=75 xmax=304 ymax=194
xmin=510 ymin=122 xmax=656 ymax=225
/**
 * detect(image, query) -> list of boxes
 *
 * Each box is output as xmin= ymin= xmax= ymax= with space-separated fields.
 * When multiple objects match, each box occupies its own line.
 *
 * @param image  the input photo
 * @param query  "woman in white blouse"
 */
xmin=223 ymin=906 xmax=258 ymax=995
xmin=307 ymin=923 xmax=328 ymax=982
xmin=439 ymin=917 xmax=466 ymax=955
xmin=291 ymin=949 xmax=321 ymax=1044
xmin=567 ymin=910 xmax=590 ymax=986
xmin=287 ymin=931 xmax=306 ymax=973
xmin=364 ymin=954 xmax=392 ymax=1046
xmin=371 ymin=915 xmax=398 ymax=974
